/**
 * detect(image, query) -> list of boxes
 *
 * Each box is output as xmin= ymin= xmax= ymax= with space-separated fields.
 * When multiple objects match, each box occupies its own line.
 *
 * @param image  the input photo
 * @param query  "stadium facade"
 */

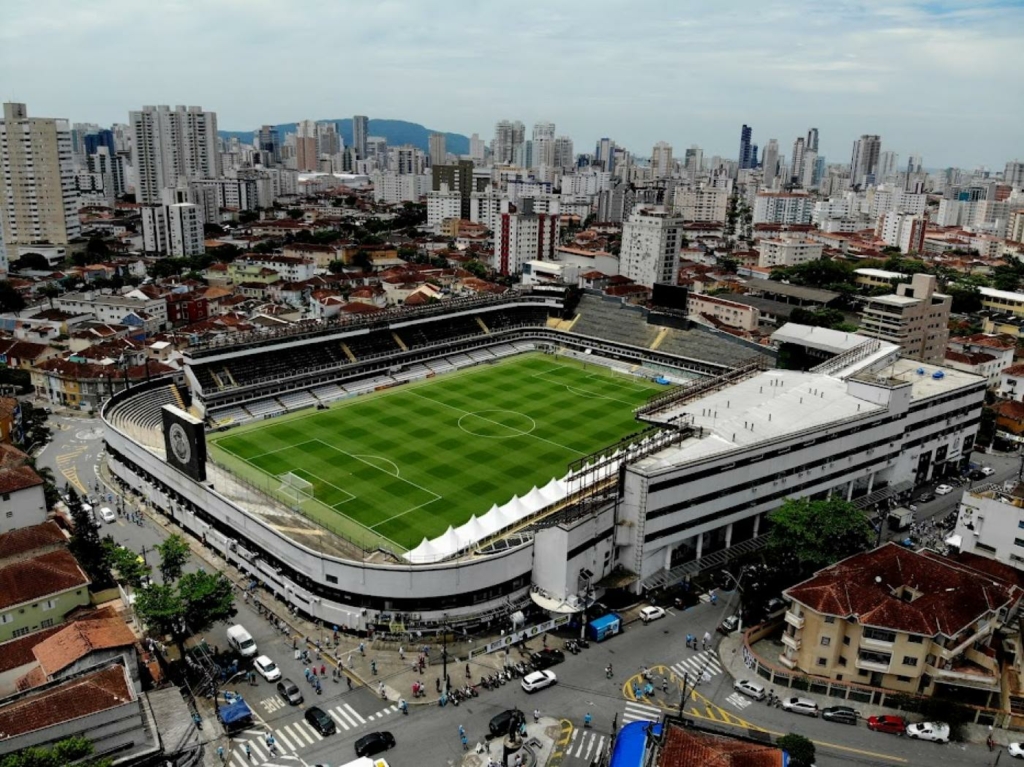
xmin=101 ymin=290 xmax=984 ymax=632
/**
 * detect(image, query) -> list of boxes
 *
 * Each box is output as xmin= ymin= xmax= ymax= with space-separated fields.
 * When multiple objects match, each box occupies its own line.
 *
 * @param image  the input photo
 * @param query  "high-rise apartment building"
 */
xmin=294 ymin=120 xmax=319 ymax=172
xmin=859 ymin=273 xmax=950 ymax=364
xmin=352 ymin=115 xmax=369 ymax=159
xmin=492 ymin=120 xmax=515 ymax=166
xmin=907 ymin=155 xmax=923 ymax=175
xmin=791 ymin=137 xmax=806 ymax=186
xmin=0 ymin=102 xmax=80 ymax=252
xmin=805 ymin=127 xmax=819 ymax=153
xmin=760 ymin=140 xmax=779 ymax=186
xmin=878 ymin=151 xmax=900 ymax=180
xmin=468 ymin=133 xmax=486 ymax=163
xmin=257 ymin=125 xmax=280 ymax=165
xmin=595 ymin=138 xmax=616 ymax=174
xmin=433 ymin=160 xmax=479 ymax=219
xmin=553 ymin=136 xmax=574 ymax=170
xmin=1006 ymin=161 xmax=1024 ymax=187
xmin=494 ymin=199 xmax=559 ymax=276
xmin=876 ymin=211 xmax=927 ymax=254
xmin=850 ymin=134 xmax=882 ymax=188
xmin=684 ymin=146 xmax=703 ymax=174
xmin=532 ymin=122 xmax=555 ymax=142
xmin=315 ymin=122 xmax=341 ymax=157
xmin=738 ymin=124 xmax=754 ymax=170
xmin=130 ymin=105 xmax=220 ymax=203
xmin=620 ymin=207 xmax=683 ymax=287
xmin=428 ymin=133 xmax=446 ymax=166
xmin=651 ymin=142 xmax=673 ymax=178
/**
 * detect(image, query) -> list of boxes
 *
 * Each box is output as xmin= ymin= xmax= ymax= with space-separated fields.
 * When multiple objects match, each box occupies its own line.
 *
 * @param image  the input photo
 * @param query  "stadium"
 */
xmin=101 ymin=289 xmax=984 ymax=633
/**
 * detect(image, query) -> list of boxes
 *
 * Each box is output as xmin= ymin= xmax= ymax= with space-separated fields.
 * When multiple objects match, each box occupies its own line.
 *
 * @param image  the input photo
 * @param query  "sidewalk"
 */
xmin=717 ymin=632 xmax=1010 ymax=747
xmin=458 ymin=718 xmax=559 ymax=767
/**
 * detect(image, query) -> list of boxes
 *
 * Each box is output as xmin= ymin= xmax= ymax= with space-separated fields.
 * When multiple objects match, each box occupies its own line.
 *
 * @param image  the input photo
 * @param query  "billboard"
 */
xmin=161 ymin=404 xmax=207 ymax=482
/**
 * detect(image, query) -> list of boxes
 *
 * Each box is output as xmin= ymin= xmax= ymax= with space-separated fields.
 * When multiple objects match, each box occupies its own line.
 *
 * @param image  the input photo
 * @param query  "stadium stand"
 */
xmin=569 ymin=295 xmax=660 ymax=348
xmin=106 ymin=382 xmax=187 ymax=445
xmin=655 ymin=325 xmax=766 ymax=368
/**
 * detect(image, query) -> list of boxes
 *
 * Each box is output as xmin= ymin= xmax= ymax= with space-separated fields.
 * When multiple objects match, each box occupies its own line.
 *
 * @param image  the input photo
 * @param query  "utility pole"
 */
xmin=441 ymin=613 xmax=449 ymax=695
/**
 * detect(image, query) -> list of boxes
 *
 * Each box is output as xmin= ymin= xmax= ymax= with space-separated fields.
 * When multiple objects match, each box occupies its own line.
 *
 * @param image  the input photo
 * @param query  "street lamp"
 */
xmin=441 ymin=613 xmax=449 ymax=695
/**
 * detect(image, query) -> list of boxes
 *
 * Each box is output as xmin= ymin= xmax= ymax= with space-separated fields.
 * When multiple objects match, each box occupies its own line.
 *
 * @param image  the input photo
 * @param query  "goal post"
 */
xmin=278 ymin=471 xmax=314 ymax=503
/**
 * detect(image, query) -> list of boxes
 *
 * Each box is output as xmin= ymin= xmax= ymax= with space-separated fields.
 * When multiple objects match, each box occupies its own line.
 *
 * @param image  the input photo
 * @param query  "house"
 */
xmin=0 ymin=398 xmax=19 ymax=445
xmin=0 ymin=544 xmax=90 ymax=642
xmin=30 ymin=357 xmax=175 ymax=411
xmin=945 ymin=334 xmax=1016 ymax=385
xmin=782 ymin=543 xmax=1019 ymax=702
xmin=0 ymin=338 xmax=58 ymax=370
xmin=18 ymin=616 xmax=139 ymax=693
xmin=0 ymin=453 xmax=46 ymax=533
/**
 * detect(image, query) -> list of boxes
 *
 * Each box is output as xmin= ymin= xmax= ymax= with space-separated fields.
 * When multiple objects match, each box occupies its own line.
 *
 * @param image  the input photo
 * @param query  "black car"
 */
xmin=968 ymin=469 xmax=985 ymax=481
xmin=277 ymin=678 xmax=303 ymax=705
xmin=355 ymin=731 xmax=396 ymax=757
xmin=304 ymin=706 xmax=336 ymax=736
xmin=530 ymin=649 xmax=565 ymax=670
xmin=821 ymin=705 xmax=858 ymax=725
xmin=917 ymin=492 xmax=936 ymax=503
xmin=489 ymin=709 xmax=521 ymax=736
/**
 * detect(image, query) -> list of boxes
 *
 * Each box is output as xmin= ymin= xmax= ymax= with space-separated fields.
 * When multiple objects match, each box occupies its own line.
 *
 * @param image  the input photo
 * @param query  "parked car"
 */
xmin=732 ymin=679 xmax=765 ymax=701
xmin=305 ymin=706 xmax=337 ymax=736
xmin=968 ymin=469 xmax=985 ymax=481
xmin=822 ymin=705 xmax=858 ymax=725
xmin=355 ymin=731 xmax=395 ymax=757
xmin=765 ymin=597 xmax=786 ymax=617
xmin=1008 ymin=742 xmax=1024 ymax=758
xmin=935 ymin=484 xmax=954 ymax=495
xmin=717 ymin=615 xmax=740 ymax=635
xmin=276 ymin=678 xmax=303 ymax=705
xmin=866 ymin=715 xmax=907 ymax=735
xmin=905 ymin=721 xmax=950 ymax=743
xmin=639 ymin=606 xmax=666 ymax=624
xmin=253 ymin=655 xmax=281 ymax=682
xmin=489 ymin=709 xmax=520 ymax=736
xmin=917 ymin=492 xmax=936 ymax=503
xmin=522 ymin=669 xmax=557 ymax=693
xmin=781 ymin=697 xmax=819 ymax=717
xmin=981 ymin=466 xmax=996 ymax=476
xmin=530 ymin=649 xmax=565 ymax=669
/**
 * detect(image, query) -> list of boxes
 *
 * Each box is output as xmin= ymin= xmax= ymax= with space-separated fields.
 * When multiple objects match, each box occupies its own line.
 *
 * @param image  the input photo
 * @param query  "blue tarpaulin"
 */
xmin=218 ymin=698 xmax=253 ymax=726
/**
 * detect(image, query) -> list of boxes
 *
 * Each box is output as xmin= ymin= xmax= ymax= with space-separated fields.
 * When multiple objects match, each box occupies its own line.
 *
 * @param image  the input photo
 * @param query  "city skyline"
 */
xmin=2 ymin=0 xmax=1021 ymax=169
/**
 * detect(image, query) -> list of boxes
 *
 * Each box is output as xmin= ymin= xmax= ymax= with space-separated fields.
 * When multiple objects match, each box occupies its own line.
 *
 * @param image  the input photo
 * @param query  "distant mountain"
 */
xmin=219 ymin=118 xmax=469 ymax=156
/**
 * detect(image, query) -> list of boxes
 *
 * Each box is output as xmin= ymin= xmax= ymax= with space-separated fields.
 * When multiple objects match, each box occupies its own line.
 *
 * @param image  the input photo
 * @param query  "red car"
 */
xmin=867 ymin=715 xmax=907 ymax=735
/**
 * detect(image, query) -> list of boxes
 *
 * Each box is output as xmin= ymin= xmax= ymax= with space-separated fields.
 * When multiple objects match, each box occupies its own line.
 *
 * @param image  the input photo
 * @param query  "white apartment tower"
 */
xmin=651 ymin=142 xmax=673 ymax=178
xmin=141 ymin=202 xmax=204 ymax=257
xmin=553 ymin=136 xmax=575 ymax=170
xmin=850 ymin=134 xmax=882 ymax=188
xmin=130 ymin=105 xmax=220 ymax=204
xmin=0 ymin=102 xmax=80 ymax=250
xmin=428 ymin=133 xmax=447 ymax=166
xmin=620 ymin=207 xmax=683 ymax=288
xmin=494 ymin=200 xmax=559 ymax=275
xmin=352 ymin=115 xmax=369 ymax=159
xmin=761 ymin=140 xmax=779 ymax=186
xmin=469 ymin=133 xmax=486 ymax=163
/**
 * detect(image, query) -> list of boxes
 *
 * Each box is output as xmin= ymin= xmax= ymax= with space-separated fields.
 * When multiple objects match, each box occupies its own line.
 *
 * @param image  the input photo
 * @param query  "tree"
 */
xmin=238 ymin=210 xmax=259 ymax=224
xmin=465 ymin=260 xmax=489 ymax=279
xmin=0 ymin=281 xmax=26 ymax=314
xmin=11 ymin=252 xmax=49 ymax=271
xmin=789 ymin=307 xmax=849 ymax=331
xmin=776 ymin=733 xmax=815 ymax=767
xmin=771 ymin=259 xmax=854 ymax=290
xmin=766 ymin=497 xmax=873 ymax=575
xmin=717 ymin=255 xmax=739 ymax=274
xmin=39 ymin=283 xmax=62 ymax=308
xmin=204 ymin=223 xmax=226 ymax=238
xmin=287 ymin=208 xmax=304 ymax=220
xmin=0 ymin=735 xmax=112 ymax=767
xmin=327 ymin=259 xmax=347 ymax=274
xmin=353 ymin=251 xmax=374 ymax=272
xmin=66 ymin=488 xmax=110 ymax=586
xmin=156 ymin=534 xmax=190 ymax=582
xmin=135 ymin=571 xmax=236 ymax=654
xmin=945 ymin=283 xmax=982 ymax=314
xmin=104 ymin=541 xmax=151 ymax=589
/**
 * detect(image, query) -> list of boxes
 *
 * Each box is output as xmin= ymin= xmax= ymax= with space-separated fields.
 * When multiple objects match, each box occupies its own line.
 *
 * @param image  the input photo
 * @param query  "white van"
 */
xmin=226 ymin=624 xmax=257 ymax=657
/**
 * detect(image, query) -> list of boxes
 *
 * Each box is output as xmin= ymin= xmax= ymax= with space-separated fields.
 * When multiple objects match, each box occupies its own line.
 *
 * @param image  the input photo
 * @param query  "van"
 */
xmin=226 ymin=624 xmax=257 ymax=657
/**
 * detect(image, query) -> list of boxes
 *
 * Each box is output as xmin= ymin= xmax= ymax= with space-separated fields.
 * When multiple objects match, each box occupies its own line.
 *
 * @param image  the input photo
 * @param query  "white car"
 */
xmin=905 ymin=721 xmax=950 ymax=743
xmin=100 ymin=507 xmax=117 ymax=523
xmin=1008 ymin=742 xmax=1024 ymax=758
xmin=935 ymin=484 xmax=954 ymax=495
xmin=981 ymin=466 xmax=996 ymax=476
xmin=521 ymin=669 xmax=557 ymax=693
xmin=253 ymin=655 xmax=281 ymax=682
xmin=781 ymin=697 xmax=819 ymax=717
xmin=733 ymin=679 xmax=766 ymax=701
xmin=639 ymin=606 xmax=666 ymax=624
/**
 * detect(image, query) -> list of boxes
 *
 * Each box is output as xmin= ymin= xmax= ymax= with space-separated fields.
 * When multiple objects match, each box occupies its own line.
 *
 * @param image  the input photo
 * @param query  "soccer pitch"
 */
xmin=208 ymin=354 xmax=664 ymax=552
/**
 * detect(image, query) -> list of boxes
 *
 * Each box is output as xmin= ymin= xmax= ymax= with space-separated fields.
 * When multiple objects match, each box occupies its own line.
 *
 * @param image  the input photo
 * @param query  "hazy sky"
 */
xmin=2 ymin=0 xmax=1022 ymax=169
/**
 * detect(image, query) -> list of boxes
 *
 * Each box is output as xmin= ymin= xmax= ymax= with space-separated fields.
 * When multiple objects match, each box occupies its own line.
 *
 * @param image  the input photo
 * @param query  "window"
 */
xmin=817 ymin=657 xmax=827 ymax=667
xmin=896 ymin=675 xmax=911 ymax=682
xmin=824 ymin=615 xmax=836 ymax=624
xmin=907 ymin=635 xmax=924 ymax=644
xmin=39 ymin=599 xmax=56 ymax=612
xmin=12 ymin=627 xmax=29 ymax=638
xmin=1015 ymin=538 xmax=1024 ymax=549
xmin=863 ymin=627 xmax=897 ymax=643
xmin=903 ymin=656 xmax=918 ymax=666
xmin=325 ymin=574 xmax=338 ymax=584
xmin=838 ymin=656 xmax=847 ymax=667
xmin=0 ymin=613 xmax=11 ymax=624
xmin=843 ymin=636 xmax=851 ymax=646
xmin=821 ymin=637 xmax=831 ymax=646
xmin=39 ymin=618 xmax=54 ymax=628
xmin=4 ymin=511 xmax=10 ymax=518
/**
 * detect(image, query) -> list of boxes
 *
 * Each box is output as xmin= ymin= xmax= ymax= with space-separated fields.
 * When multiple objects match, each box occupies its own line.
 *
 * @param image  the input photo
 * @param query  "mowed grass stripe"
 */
xmin=209 ymin=354 xmax=664 ymax=550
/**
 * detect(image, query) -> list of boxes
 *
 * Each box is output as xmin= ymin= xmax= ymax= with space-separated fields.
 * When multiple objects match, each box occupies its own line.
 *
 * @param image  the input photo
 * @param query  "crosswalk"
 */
xmin=622 ymin=700 xmax=662 ymax=725
xmin=565 ymin=728 xmax=607 ymax=763
xmin=227 ymin=701 xmax=398 ymax=767
xmin=724 ymin=692 xmax=754 ymax=711
xmin=668 ymin=650 xmax=723 ymax=683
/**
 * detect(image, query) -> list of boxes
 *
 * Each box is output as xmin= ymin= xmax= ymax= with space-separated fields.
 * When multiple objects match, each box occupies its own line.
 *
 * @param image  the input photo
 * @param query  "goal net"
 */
xmin=278 ymin=472 xmax=314 ymax=503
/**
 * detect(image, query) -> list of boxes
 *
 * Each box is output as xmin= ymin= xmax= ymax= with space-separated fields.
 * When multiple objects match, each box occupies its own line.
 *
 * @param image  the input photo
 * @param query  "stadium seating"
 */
xmin=570 ymin=295 xmax=660 ymax=348
xmin=278 ymin=391 xmax=318 ymax=411
xmin=656 ymin=326 xmax=767 ymax=368
xmin=106 ymin=383 xmax=186 ymax=445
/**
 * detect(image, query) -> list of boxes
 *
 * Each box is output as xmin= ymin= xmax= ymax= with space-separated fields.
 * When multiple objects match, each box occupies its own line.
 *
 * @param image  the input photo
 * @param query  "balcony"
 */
xmin=778 ymin=651 xmax=798 ymax=669
xmin=855 ymin=654 xmax=892 ymax=673
xmin=782 ymin=632 xmax=802 ymax=651
xmin=860 ymin=635 xmax=896 ymax=652
xmin=784 ymin=610 xmax=804 ymax=629
xmin=925 ymin=661 xmax=1000 ymax=691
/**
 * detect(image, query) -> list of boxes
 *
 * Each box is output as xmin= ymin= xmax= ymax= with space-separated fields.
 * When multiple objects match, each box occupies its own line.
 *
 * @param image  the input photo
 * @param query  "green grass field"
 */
xmin=208 ymin=354 xmax=663 ymax=552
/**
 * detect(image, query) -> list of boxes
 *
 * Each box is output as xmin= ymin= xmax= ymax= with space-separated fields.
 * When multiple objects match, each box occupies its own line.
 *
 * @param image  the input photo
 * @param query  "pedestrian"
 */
xmin=347 ymin=652 xmax=353 ymax=667
xmin=542 ymin=633 xmax=548 ymax=648
xmin=436 ymin=677 xmax=441 ymax=693
xmin=316 ymin=679 xmax=321 ymax=694
xmin=704 ymin=630 xmax=712 ymax=648
xmin=216 ymin=746 xmax=225 ymax=762
xmin=465 ymin=663 xmax=471 ymax=678
xmin=304 ymin=667 xmax=311 ymax=682
xmin=533 ymin=708 xmax=540 ymax=723
xmin=347 ymin=675 xmax=352 ymax=690
xmin=244 ymin=743 xmax=252 ymax=760
xmin=371 ymin=659 xmax=377 ymax=675
xmin=312 ymin=667 xmax=317 ymax=679
xmin=399 ymin=645 xmax=404 ymax=660
xmin=462 ymin=734 xmax=469 ymax=751
xmin=710 ymin=592 xmax=718 ymax=606
xmin=320 ymin=663 xmax=326 ymax=677
xmin=359 ymin=642 xmax=365 ymax=656
xmin=459 ymin=724 xmax=465 ymax=739
xmin=662 ymin=678 xmax=669 ymax=693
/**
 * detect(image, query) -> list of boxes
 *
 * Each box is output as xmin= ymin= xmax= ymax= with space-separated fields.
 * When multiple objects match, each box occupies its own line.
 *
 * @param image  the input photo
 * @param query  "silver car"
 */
xmin=733 ymin=679 xmax=766 ymax=701
xmin=781 ymin=696 xmax=819 ymax=717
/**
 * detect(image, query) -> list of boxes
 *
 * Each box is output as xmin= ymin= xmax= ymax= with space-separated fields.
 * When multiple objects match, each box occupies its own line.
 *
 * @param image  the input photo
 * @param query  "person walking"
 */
xmin=462 ymin=733 xmax=469 ymax=751
xmin=533 ymin=708 xmax=540 ymax=723
xmin=320 ymin=663 xmax=326 ymax=677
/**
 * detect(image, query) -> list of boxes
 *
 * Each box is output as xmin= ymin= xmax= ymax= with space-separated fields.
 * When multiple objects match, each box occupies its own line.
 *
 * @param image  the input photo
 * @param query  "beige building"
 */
xmin=782 ymin=543 xmax=1019 ymax=703
xmin=756 ymin=237 xmax=823 ymax=269
xmin=0 ymin=103 xmax=80 ymax=257
xmin=859 ymin=273 xmax=951 ymax=364
xmin=687 ymin=292 xmax=760 ymax=331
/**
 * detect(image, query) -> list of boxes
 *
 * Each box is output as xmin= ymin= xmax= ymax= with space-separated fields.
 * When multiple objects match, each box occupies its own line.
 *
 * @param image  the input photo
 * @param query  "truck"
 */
xmin=587 ymin=613 xmax=622 ymax=642
xmin=887 ymin=506 xmax=914 ymax=532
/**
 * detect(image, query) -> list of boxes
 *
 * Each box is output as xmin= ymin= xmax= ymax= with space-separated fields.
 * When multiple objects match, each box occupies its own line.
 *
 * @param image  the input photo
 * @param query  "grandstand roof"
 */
xmin=744 ymin=278 xmax=840 ymax=304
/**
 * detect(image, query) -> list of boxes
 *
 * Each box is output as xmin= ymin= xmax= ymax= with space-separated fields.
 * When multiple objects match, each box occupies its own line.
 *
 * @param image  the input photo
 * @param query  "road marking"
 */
xmin=344 ymin=702 xmax=366 ymax=724
xmin=274 ymin=728 xmax=296 ymax=750
xmin=725 ymin=692 xmax=754 ymax=710
xmin=622 ymin=700 xmax=662 ymax=723
xmin=335 ymin=705 xmax=360 ymax=728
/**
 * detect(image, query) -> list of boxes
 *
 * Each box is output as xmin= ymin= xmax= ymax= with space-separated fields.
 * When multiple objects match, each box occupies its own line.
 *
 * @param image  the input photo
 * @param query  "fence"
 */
xmin=740 ymin=625 xmax=1006 ymax=728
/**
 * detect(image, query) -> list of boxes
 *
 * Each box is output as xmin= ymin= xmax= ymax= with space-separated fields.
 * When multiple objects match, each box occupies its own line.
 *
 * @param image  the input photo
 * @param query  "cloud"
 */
xmin=1 ymin=0 xmax=1020 ymax=167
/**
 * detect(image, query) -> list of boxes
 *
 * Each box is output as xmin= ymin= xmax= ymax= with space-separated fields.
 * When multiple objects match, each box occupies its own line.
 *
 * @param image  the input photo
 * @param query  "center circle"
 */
xmin=457 ymin=410 xmax=537 ymax=439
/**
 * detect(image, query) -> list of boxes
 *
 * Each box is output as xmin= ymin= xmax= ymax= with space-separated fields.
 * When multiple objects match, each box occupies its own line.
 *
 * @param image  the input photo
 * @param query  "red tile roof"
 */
xmin=1003 ymin=363 xmax=1024 ymax=377
xmin=945 ymin=350 xmax=996 ymax=366
xmin=0 ymin=521 xmax=66 ymax=561
xmin=950 ymin=333 xmax=1016 ymax=351
xmin=0 ymin=549 xmax=90 ymax=610
xmin=33 ymin=617 xmax=137 ymax=676
xmin=0 ymin=464 xmax=44 ymax=495
xmin=997 ymin=400 xmax=1024 ymax=421
xmin=657 ymin=724 xmax=783 ymax=767
xmin=784 ymin=543 xmax=1019 ymax=637
xmin=0 ymin=625 xmax=65 ymax=674
xmin=0 ymin=664 xmax=134 ymax=738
